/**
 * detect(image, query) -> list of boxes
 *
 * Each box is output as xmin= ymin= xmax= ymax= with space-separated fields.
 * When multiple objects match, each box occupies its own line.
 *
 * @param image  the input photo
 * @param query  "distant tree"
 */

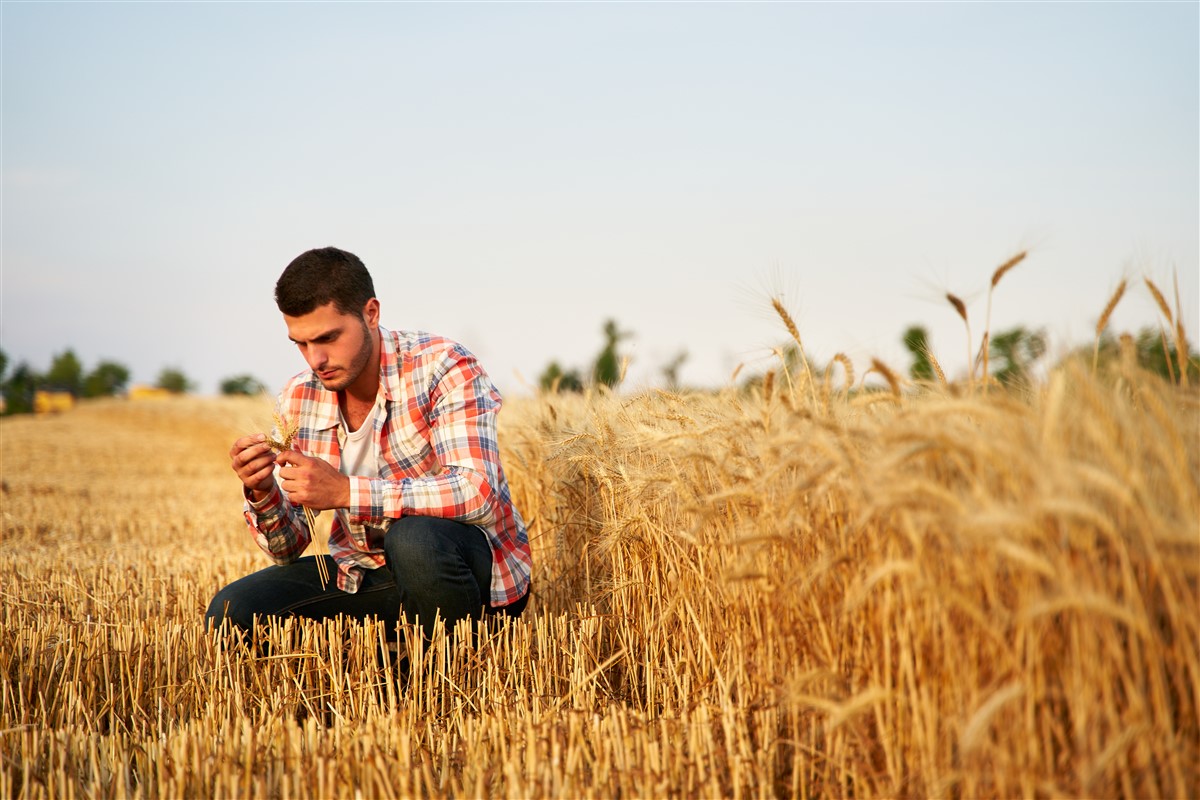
xmin=538 ymin=361 xmax=583 ymax=394
xmin=593 ymin=319 xmax=631 ymax=389
xmin=46 ymin=349 xmax=84 ymax=395
xmin=156 ymin=367 xmax=193 ymax=394
xmin=83 ymin=360 xmax=131 ymax=398
xmin=1133 ymin=327 xmax=1199 ymax=383
xmin=661 ymin=350 xmax=688 ymax=391
xmin=989 ymin=326 xmax=1047 ymax=388
xmin=1086 ymin=327 xmax=1199 ymax=384
xmin=0 ymin=348 xmax=8 ymax=384
xmin=902 ymin=325 xmax=935 ymax=382
xmin=2 ymin=362 xmax=40 ymax=414
xmin=220 ymin=374 xmax=267 ymax=396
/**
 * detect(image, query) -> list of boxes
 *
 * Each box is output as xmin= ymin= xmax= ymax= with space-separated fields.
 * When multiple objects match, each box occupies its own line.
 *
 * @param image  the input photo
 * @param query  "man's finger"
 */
xmin=231 ymin=434 xmax=268 ymax=460
xmin=246 ymin=464 xmax=276 ymax=487
xmin=232 ymin=443 xmax=275 ymax=469
xmin=277 ymin=450 xmax=309 ymax=468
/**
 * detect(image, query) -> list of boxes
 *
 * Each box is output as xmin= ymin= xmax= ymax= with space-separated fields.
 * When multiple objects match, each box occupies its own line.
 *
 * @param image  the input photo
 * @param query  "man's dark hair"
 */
xmin=275 ymin=247 xmax=376 ymax=317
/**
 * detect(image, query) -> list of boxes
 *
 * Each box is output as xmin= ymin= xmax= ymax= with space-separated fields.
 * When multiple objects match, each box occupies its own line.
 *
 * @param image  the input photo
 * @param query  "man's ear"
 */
xmin=362 ymin=298 xmax=380 ymax=329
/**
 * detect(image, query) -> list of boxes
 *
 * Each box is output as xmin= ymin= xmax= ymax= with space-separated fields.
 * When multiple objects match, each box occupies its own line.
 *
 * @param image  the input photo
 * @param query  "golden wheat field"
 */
xmin=1 ymin=353 xmax=1198 ymax=798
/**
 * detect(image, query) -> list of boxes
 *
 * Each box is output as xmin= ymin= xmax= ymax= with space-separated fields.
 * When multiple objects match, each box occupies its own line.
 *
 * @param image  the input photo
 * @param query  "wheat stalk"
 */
xmin=1144 ymin=278 xmax=1173 ymax=324
xmin=1093 ymin=279 xmax=1127 ymax=372
xmin=265 ymin=411 xmax=330 ymax=589
xmin=1144 ymin=278 xmax=1178 ymax=383
xmin=870 ymin=358 xmax=902 ymax=400
xmin=990 ymin=250 xmax=1027 ymax=290
xmin=771 ymin=297 xmax=818 ymax=408
xmin=823 ymin=352 xmax=855 ymax=408
xmin=1173 ymin=271 xmax=1191 ymax=388
xmin=983 ymin=251 xmax=1027 ymax=391
xmin=925 ymin=346 xmax=947 ymax=388
xmin=947 ymin=292 xmax=973 ymax=388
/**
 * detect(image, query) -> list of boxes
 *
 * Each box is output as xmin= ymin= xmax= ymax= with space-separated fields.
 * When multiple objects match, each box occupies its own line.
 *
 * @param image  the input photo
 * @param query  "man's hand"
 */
xmin=277 ymin=451 xmax=351 ymax=511
xmin=230 ymin=433 xmax=277 ymax=502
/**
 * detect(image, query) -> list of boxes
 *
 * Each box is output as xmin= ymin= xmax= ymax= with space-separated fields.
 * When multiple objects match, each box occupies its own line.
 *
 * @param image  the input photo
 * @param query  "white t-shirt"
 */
xmin=337 ymin=393 xmax=387 ymax=536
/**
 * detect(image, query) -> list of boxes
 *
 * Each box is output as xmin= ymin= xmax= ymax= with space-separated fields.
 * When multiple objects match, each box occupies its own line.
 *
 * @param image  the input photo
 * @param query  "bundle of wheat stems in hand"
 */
xmin=265 ymin=412 xmax=330 ymax=589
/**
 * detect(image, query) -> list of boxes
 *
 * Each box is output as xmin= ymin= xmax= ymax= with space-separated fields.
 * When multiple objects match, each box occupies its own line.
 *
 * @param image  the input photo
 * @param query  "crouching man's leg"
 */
xmin=383 ymin=517 xmax=528 ymax=641
xmin=205 ymin=555 xmax=402 ymax=635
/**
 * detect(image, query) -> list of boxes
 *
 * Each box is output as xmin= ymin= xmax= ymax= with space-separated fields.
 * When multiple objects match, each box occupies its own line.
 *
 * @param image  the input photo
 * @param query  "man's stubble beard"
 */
xmin=319 ymin=319 xmax=374 ymax=393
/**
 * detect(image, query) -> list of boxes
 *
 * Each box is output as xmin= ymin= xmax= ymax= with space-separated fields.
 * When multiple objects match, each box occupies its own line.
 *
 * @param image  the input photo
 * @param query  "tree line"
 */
xmin=0 ymin=348 xmax=267 ymax=415
xmin=3 ymin=317 xmax=1194 ymax=415
xmin=538 ymin=319 xmax=1197 ymax=395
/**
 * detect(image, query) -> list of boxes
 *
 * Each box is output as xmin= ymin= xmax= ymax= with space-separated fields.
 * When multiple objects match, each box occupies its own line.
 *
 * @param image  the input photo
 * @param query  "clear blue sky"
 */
xmin=3 ymin=2 xmax=1197 ymax=397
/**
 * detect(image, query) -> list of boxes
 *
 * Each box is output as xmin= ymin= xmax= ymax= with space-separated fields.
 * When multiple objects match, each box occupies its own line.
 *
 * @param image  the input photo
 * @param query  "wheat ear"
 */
xmin=946 ymin=292 xmax=973 ymax=387
xmin=870 ymin=358 xmax=902 ymax=400
xmin=1093 ymin=279 xmax=1126 ymax=372
xmin=983 ymin=251 xmax=1027 ymax=391
xmin=771 ymin=297 xmax=818 ymax=408
xmin=1144 ymin=278 xmax=1177 ymax=383
xmin=1173 ymin=271 xmax=1191 ymax=388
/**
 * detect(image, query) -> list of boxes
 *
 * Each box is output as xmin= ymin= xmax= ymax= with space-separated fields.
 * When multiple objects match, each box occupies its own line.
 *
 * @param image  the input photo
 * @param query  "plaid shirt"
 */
xmin=243 ymin=327 xmax=532 ymax=607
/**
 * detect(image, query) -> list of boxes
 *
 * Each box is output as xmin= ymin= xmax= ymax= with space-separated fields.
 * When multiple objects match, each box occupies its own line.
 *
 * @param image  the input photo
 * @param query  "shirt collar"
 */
xmin=306 ymin=324 xmax=397 ymax=431
xmin=377 ymin=325 xmax=400 ymax=404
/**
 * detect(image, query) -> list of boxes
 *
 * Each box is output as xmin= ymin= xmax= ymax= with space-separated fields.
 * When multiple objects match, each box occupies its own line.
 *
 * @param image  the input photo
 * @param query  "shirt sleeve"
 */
xmin=344 ymin=345 xmax=504 ymax=529
xmin=243 ymin=480 xmax=313 ymax=563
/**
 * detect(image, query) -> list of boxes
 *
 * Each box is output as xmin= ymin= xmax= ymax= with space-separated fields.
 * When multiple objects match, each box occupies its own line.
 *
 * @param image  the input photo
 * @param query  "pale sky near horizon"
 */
xmin=3 ymin=2 xmax=1197 ymax=399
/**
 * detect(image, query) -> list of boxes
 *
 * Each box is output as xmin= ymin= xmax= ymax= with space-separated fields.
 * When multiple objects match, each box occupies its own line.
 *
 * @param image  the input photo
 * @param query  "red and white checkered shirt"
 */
xmin=243 ymin=327 xmax=532 ymax=607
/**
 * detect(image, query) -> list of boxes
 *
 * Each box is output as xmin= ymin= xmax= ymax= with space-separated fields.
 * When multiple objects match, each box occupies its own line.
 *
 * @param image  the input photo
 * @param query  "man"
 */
xmin=207 ymin=247 xmax=532 ymax=642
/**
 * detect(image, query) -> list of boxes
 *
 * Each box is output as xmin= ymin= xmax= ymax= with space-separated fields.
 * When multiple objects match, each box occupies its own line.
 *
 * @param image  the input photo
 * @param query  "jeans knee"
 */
xmin=383 ymin=518 xmax=456 ymax=575
xmin=205 ymin=585 xmax=253 ymax=632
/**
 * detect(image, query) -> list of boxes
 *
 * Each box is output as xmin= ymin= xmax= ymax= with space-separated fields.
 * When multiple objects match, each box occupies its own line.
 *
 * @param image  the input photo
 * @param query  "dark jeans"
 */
xmin=206 ymin=516 xmax=528 ymax=641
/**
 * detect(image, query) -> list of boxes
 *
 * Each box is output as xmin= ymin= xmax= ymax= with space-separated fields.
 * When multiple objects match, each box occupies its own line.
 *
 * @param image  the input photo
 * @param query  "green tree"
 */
xmin=902 ymin=325 xmax=935 ymax=382
xmin=156 ymin=367 xmax=193 ymax=394
xmin=220 ymin=374 xmax=267 ymax=396
xmin=1088 ymin=327 xmax=1199 ymax=383
xmin=83 ymin=361 xmax=131 ymax=398
xmin=0 ymin=348 xmax=8 ymax=384
xmin=989 ymin=326 xmax=1047 ymax=388
xmin=2 ymin=362 xmax=40 ymax=414
xmin=593 ymin=319 xmax=630 ymax=389
xmin=538 ymin=361 xmax=583 ymax=394
xmin=1134 ymin=327 xmax=1199 ymax=383
xmin=46 ymin=349 xmax=84 ymax=395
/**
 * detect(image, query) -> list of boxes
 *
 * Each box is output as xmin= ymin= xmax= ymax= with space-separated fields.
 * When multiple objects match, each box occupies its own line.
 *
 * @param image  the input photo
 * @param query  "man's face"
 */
xmin=283 ymin=300 xmax=377 ymax=392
